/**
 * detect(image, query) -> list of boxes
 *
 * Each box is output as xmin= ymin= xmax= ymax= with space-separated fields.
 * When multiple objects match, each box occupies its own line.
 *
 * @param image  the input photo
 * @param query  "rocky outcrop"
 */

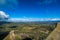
xmin=46 ymin=23 xmax=60 ymax=40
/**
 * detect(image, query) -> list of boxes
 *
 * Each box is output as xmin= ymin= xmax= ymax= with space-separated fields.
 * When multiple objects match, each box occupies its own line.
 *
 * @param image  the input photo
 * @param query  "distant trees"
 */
xmin=9 ymin=26 xmax=17 ymax=28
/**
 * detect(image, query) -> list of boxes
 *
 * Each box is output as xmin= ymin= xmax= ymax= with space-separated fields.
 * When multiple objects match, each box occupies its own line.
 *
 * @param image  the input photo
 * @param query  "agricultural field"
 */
xmin=0 ymin=22 xmax=57 ymax=40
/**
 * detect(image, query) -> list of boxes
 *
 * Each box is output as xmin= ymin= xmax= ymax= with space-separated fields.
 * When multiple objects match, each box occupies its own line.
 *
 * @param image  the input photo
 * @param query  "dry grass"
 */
xmin=46 ymin=23 xmax=60 ymax=40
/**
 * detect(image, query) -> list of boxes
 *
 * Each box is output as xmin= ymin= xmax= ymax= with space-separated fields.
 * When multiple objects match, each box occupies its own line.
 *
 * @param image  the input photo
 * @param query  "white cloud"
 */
xmin=0 ymin=11 xmax=9 ymax=21
xmin=0 ymin=11 xmax=60 ymax=22
xmin=8 ymin=18 xmax=60 ymax=22
xmin=8 ymin=18 xmax=34 ymax=22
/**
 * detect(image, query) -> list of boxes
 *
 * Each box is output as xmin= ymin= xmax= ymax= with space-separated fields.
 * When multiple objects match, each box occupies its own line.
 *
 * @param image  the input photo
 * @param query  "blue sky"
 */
xmin=0 ymin=0 xmax=60 ymax=19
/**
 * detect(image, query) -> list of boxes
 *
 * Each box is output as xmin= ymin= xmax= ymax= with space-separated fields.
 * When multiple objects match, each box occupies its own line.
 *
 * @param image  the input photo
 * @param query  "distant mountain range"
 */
xmin=0 ymin=20 xmax=60 ymax=23
xmin=0 ymin=18 xmax=60 ymax=25
xmin=6 ymin=18 xmax=60 ymax=22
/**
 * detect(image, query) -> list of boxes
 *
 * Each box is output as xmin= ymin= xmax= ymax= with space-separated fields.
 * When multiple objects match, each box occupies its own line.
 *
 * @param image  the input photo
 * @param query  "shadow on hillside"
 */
xmin=0 ymin=32 xmax=9 ymax=40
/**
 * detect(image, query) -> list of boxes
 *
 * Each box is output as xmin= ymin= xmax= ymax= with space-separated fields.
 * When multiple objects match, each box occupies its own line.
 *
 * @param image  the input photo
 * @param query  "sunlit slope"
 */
xmin=3 ymin=30 xmax=15 ymax=40
xmin=46 ymin=23 xmax=60 ymax=40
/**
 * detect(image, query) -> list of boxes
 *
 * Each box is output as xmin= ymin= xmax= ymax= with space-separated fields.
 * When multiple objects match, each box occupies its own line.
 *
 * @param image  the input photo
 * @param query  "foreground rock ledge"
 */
xmin=46 ymin=23 xmax=60 ymax=40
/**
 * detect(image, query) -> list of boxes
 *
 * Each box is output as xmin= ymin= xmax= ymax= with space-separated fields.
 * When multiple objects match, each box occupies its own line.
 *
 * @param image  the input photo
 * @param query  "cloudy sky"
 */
xmin=0 ymin=0 xmax=60 ymax=21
